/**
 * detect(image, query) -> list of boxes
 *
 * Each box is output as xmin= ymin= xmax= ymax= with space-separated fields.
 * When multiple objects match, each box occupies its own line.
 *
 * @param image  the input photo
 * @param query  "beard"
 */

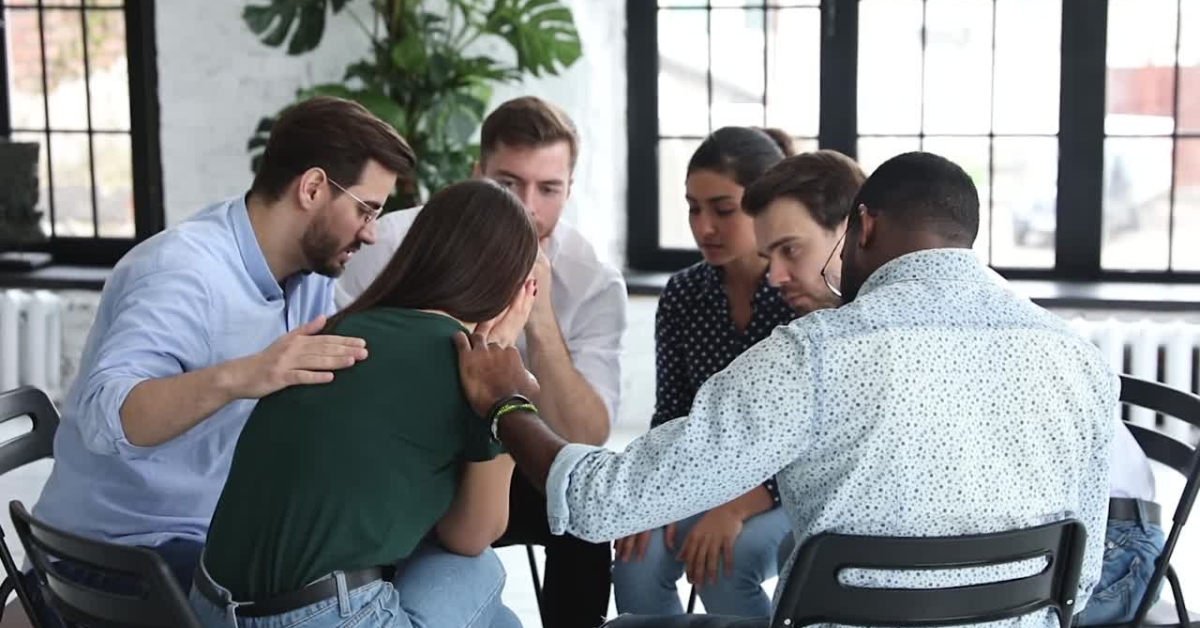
xmin=301 ymin=217 xmax=360 ymax=278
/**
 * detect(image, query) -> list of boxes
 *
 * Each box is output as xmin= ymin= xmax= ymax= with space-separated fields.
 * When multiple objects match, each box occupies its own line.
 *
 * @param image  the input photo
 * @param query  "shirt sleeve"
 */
xmin=650 ymin=278 xmax=692 ymax=429
xmin=546 ymin=327 xmax=817 ymax=542
xmin=1076 ymin=370 xmax=1119 ymax=613
xmin=564 ymin=271 xmax=627 ymax=425
xmin=71 ymin=266 xmax=214 ymax=458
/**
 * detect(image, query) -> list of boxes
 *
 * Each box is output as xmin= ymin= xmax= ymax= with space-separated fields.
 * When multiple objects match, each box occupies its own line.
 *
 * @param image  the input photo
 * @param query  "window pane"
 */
xmin=993 ymin=0 xmax=1060 ymax=134
xmin=1106 ymin=0 xmax=1178 ymax=136
xmin=659 ymin=139 xmax=702 ymax=249
xmin=923 ymin=0 xmax=992 ymax=135
xmin=1172 ymin=139 xmax=1200 ymax=270
xmin=1102 ymin=137 xmax=1173 ymax=270
xmin=658 ymin=9 xmax=709 ymax=136
xmin=43 ymin=9 xmax=90 ymax=131
xmin=857 ymin=137 xmax=922 ymax=175
xmin=991 ymin=137 xmax=1057 ymax=269
xmin=765 ymin=7 xmax=819 ymax=136
xmin=85 ymin=8 xmax=130 ymax=132
xmin=858 ymin=0 xmax=923 ymax=134
xmin=84 ymin=1 xmax=125 ymax=6
xmin=710 ymin=9 xmax=765 ymax=129
xmin=10 ymin=132 xmax=50 ymax=238
xmin=923 ymin=137 xmax=991 ymax=263
xmin=49 ymin=132 xmax=96 ymax=238
xmin=1178 ymin=0 xmax=1200 ymax=134
xmin=93 ymin=134 xmax=133 ymax=238
xmin=659 ymin=0 xmax=705 ymax=7
xmin=5 ymin=8 xmax=47 ymax=130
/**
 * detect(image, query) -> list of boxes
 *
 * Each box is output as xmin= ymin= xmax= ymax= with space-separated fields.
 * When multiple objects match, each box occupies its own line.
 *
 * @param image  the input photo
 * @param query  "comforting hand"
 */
xmin=679 ymin=508 xmax=743 ymax=587
xmin=225 ymin=316 xmax=367 ymax=399
xmin=452 ymin=331 xmax=541 ymax=418
xmin=614 ymin=529 xmax=656 ymax=563
xmin=475 ymin=277 xmax=537 ymax=348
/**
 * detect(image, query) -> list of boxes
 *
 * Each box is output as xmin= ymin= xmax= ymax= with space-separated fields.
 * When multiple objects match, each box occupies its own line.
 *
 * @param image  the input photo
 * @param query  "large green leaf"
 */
xmin=242 ymin=0 xmax=351 ymax=55
xmin=485 ymin=0 xmax=581 ymax=77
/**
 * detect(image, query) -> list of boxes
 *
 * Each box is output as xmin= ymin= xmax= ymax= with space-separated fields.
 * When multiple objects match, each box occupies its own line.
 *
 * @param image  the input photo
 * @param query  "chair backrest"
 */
xmin=771 ymin=519 xmax=1087 ymax=628
xmin=0 ymin=386 xmax=59 ymax=473
xmin=1116 ymin=375 xmax=1200 ymax=628
xmin=9 ymin=501 xmax=202 ymax=628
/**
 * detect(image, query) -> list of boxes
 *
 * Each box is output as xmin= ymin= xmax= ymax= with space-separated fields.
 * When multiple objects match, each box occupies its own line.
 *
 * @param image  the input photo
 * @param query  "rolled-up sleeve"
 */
xmin=73 ymin=267 xmax=214 ymax=457
xmin=566 ymin=272 xmax=627 ymax=425
xmin=546 ymin=328 xmax=817 ymax=542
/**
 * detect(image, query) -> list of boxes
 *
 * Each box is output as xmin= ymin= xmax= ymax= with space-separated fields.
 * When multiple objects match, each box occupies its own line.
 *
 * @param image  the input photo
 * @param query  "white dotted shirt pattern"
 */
xmin=546 ymin=248 xmax=1115 ymax=628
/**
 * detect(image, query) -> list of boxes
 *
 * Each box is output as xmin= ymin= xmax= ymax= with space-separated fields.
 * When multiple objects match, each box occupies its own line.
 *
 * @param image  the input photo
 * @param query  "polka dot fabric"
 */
xmin=546 ymin=249 xmax=1117 ymax=628
xmin=652 ymin=262 xmax=797 ymax=504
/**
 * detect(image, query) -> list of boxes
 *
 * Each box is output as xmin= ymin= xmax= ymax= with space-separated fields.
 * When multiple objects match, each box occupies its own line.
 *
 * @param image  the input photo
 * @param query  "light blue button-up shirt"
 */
xmin=34 ymin=195 xmax=336 ymax=547
xmin=546 ymin=249 xmax=1116 ymax=628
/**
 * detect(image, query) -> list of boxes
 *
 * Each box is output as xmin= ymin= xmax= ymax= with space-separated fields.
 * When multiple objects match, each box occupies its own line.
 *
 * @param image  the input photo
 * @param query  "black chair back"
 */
xmin=770 ymin=519 xmax=1087 ymax=628
xmin=0 ymin=386 xmax=60 ymax=626
xmin=9 ymin=501 xmax=202 ymax=628
xmin=1116 ymin=375 xmax=1200 ymax=628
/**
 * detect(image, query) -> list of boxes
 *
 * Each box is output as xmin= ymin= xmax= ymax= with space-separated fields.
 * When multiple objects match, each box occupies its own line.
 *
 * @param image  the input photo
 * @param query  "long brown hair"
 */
xmin=328 ymin=179 xmax=539 ymax=330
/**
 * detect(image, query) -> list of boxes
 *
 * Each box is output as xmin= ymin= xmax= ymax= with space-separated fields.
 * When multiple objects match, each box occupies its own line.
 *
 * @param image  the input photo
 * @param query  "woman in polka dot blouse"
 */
xmin=612 ymin=128 xmax=858 ymax=618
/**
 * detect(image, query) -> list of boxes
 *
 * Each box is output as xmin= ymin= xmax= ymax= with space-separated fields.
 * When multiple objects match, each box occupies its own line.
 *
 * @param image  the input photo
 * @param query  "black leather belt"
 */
xmin=194 ymin=565 xmax=385 ymax=618
xmin=1108 ymin=497 xmax=1161 ymax=526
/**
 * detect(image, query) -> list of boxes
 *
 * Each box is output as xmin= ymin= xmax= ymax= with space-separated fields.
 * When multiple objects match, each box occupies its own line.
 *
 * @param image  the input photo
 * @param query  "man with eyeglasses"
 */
xmin=452 ymin=152 xmax=1116 ymax=628
xmin=24 ymin=96 xmax=413 ymax=624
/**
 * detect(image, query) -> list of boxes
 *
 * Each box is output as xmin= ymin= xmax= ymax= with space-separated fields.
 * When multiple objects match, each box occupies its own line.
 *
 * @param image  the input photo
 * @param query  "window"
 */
xmin=1 ymin=0 xmax=162 ymax=266
xmin=627 ymin=0 xmax=1200 ymax=282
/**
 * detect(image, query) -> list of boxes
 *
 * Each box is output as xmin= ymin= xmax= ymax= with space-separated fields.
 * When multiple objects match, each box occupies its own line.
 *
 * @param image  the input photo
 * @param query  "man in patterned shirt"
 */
xmin=453 ymin=151 xmax=1116 ymax=628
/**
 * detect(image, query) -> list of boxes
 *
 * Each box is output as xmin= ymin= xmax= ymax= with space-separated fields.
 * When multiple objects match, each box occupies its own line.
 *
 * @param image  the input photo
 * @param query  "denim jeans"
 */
xmin=1076 ymin=518 xmax=1166 ymax=626
xmin=23 ymin=536 xmax=203 ymax=628
xmin=612 ymin=508 xmax=791 ymax=618
xmin=190 ymin=543 xmax=522 ymax=628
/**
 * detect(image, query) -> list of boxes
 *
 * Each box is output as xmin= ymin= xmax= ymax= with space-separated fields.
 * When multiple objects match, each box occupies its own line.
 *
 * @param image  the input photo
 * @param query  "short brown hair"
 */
xmin=480 ymin=96 xmax=579 ymax=169
xmin=251 ymin=96 xmax=417 ymax=202
xmin=329 ymin=179 xmax=538 ymax=329
xmin=742 ymin=150 xmax=867 ymax=230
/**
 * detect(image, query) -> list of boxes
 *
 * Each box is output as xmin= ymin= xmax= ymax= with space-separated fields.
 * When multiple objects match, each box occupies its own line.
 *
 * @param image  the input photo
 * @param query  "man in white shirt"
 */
xmin=337 ymin=96 xmax=628 ymax=628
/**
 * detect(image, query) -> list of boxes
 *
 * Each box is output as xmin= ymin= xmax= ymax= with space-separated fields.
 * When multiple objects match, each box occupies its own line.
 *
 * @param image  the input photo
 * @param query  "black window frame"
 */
xmin=627 ymin=0 xmax=1200 ymax=283
xmin=0 ymin=0 xmax=163 ymax=267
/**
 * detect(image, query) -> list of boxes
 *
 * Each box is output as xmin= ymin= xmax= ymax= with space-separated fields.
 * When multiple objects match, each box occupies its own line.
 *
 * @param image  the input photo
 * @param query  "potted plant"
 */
xmin=243 ymin=0 xmax=583 ymax=210
xmin=0 ymin=140 xmax=50 ymax=270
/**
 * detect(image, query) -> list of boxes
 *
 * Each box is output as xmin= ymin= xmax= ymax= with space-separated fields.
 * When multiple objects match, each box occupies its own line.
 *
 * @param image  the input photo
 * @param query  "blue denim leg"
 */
xmin=612 ymin=513 xmax=703 ymax=615
xmin=694 ymin=508 xmax=791 ymax=618
xmin=1076 ymin=520 xmax=1166 ymax=626
xmin=390 ymin=543 xmax=521 ymax=628
xmin=189 ymin=557 xmax=406 ymax=628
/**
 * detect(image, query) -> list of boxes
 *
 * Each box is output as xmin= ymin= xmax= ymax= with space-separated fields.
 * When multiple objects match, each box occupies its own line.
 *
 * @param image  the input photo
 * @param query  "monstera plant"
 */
xmin=243 ymin=0 xmax=582 ymax=209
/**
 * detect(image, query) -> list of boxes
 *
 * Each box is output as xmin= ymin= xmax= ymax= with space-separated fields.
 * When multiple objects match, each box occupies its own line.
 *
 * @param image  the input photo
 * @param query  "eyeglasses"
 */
xmin=327 ymin=178 xmax=383 ymax=224
xmin=820 ymin=228 xmax=846 ymax=298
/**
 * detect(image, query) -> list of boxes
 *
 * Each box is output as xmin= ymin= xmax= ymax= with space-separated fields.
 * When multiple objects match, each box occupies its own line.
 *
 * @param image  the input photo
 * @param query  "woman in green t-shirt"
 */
xmin=191 ymin=179 xmax=540 ymax=628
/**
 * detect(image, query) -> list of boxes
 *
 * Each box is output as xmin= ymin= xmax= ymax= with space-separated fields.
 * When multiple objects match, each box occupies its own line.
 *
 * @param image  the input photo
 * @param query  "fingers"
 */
xmin=705 ymin=539 xmax=721 ymax=585
xmin=467 ymin=332 xmax=488 ymax=350
xmin=635 ymin=530 xmax=651 ymax=562
xmin=284 ymin=370 xmax=335 ymax=386
xmin=722 ymin=539 xmax=735 ymax=578
xmin=664 ymin=523 xmax=677 ymax=551
xmin=292 ymin=354 xmax=360 ymax=371
xmin=452 ymin=331 xmax=470 ymax=354
xmin=291 ymin=315 xmax=327 ymax=336
xmin=615 ymin=536 xmax=632 ymax=563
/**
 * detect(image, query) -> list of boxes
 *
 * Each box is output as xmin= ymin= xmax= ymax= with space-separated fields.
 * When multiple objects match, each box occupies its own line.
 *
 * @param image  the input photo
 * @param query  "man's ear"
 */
xmin=856 ymin=204 xmax=878 ymax=250
xmin=296 ymin=168 xmax=327 ymax=212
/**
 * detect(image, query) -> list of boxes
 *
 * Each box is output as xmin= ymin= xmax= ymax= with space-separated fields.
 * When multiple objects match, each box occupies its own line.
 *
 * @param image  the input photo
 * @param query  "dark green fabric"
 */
xmin=203 ymin=308 xmax=501 ymax=600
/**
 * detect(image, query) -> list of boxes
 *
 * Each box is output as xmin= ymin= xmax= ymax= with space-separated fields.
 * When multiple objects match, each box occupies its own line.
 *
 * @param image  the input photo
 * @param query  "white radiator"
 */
xmin=1068 ymin=318 xmax=1200 ymax=443
xmin=0 ymin=289 xmax=63 ymax=397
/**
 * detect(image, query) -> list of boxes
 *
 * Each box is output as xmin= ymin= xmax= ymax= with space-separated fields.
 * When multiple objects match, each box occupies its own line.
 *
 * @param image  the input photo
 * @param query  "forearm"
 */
xmin=720 ymin=486 xmax=775 ymax=521
xmin=526 ymin=322 xmax=610 ymax=445
xmin=496 ymin=410 xmax=569 ymax=492
xmin=437 ymin=456 xmax=516 ymax=555
xmin=119 ymin=363 xmax=238 ymax=447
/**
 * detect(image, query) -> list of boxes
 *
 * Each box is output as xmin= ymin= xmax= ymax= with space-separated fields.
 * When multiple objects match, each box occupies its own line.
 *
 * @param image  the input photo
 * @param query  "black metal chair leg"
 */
xmin=526 ymin=545 xmax=544 ymax=617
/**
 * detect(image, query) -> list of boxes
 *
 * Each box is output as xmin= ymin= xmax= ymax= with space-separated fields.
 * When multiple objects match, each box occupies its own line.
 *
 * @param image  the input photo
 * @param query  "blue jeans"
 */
xmin=612 ymin=508 xmax=791 ymax=618
xmin=1077 ymin=519 xmax=1166 ymax=625
xmin=23 ymin=536 xmax=203 ymax=628
xmin=190 ymin=543 xmax=522 ymax=628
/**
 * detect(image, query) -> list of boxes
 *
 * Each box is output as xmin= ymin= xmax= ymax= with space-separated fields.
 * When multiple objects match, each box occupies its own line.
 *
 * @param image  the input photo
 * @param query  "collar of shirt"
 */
xmin=858 ymin=247 xmax=992 ymax=298
xmin=231 ymin=194 xmax=287 ymax=302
